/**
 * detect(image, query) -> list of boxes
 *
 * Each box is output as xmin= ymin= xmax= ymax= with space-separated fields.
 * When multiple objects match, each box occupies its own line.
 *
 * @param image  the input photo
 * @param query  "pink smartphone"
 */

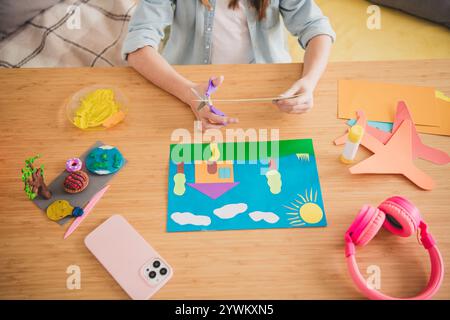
xmin=85 ymin=214 xmax=173 ymax=300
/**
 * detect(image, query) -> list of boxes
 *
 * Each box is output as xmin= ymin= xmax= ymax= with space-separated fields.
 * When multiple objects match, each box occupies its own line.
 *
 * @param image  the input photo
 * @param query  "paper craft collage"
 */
xmin=167 ymin=139 xmax=326 ymax=232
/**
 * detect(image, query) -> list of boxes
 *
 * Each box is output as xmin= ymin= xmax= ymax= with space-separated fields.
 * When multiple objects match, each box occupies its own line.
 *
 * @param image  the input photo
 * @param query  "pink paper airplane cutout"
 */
xmin=349 ymin=119 xmax=435 ymax=190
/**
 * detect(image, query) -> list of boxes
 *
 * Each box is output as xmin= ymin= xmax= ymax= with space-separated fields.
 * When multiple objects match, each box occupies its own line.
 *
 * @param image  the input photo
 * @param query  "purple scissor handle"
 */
xmin=205 ymin=78 xmax=219 ymax=97
xmin=199 ymin=78 xmax=226 ymax=117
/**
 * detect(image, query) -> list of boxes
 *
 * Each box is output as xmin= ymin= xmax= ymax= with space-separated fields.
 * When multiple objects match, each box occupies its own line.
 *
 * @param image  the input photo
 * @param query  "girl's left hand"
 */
xmin=274 ymin=78 xmax=315 ymax=114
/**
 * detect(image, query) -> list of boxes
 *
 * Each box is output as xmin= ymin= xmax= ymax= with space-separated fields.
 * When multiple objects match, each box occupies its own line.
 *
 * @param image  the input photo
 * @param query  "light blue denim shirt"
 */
xmin=122 ymin=0 xmax=335 ymax=64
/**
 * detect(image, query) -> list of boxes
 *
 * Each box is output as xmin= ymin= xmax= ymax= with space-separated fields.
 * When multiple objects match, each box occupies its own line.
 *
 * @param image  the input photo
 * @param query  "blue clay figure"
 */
xmin=86 ymin=145 xmax=124 ymax=175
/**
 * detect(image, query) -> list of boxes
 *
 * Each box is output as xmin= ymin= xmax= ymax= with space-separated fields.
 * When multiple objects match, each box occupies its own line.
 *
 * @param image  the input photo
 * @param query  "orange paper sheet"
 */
xmin=338 ymin=80 xmax=438 ymax=126
xmin=416 ymin=97 xmax=450 ymax=136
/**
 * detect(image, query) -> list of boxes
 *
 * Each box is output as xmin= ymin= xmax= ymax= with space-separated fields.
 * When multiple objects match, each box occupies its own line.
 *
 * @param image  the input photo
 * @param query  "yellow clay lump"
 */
xmin=73 ymin=88 xmax=121 ymax=129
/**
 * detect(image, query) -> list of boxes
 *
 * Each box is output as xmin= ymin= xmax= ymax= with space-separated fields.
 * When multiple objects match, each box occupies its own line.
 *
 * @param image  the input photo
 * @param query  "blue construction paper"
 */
xmin=347 ymin=118 xmax=393 ymax=132
xmin=167 ymin=139 xmax=326 ymax=232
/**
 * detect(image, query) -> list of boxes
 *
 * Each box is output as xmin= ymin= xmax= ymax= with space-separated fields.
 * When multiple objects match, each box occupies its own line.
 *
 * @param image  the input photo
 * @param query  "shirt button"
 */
xmin=207 ymin=27 xmax=211 ymax=31
xmin=204 ymin=59 xmax=208 ymax=63
xmin=206 ymin=45 xmax=210 ymax=49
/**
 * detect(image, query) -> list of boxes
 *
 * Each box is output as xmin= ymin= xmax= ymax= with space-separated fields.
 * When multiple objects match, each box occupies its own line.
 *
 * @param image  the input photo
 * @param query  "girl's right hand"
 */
xmin=186 ymin=76 xmax=239 ymax=131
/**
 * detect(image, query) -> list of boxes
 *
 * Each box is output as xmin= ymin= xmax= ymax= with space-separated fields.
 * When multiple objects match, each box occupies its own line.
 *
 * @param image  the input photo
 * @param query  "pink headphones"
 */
xmin=345 ymin=196 xmax=444 ymax=300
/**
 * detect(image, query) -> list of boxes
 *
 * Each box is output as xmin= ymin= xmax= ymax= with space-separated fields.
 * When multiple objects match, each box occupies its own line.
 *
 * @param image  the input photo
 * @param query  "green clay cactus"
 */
xmin=21 ymin=155 xmax=52 ymax=200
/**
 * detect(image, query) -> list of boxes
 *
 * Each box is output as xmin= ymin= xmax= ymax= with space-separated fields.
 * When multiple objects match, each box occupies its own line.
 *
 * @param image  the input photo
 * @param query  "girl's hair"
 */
xmin=200 ymin=0 xmax=269 ymax=20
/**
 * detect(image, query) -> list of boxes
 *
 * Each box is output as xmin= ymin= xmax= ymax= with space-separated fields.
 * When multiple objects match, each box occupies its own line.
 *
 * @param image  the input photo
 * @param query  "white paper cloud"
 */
xmin=249 ymin=211 xmax=280 ymax=224
xmin=213 ymin=203 xmax=248 ymax=219
xmin=171 ymin=212 xmax=211 ymax=226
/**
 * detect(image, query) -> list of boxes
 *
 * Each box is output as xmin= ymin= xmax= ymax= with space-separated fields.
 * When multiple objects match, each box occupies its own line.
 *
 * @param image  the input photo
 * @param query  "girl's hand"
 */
xmin=274 ymin=78 xmax=315 ymax=114
xmin=186 ymin=75 xmax=239 ymax=131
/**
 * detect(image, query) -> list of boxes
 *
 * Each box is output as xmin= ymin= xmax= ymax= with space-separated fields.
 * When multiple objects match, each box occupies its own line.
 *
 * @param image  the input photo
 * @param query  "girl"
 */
xmin=123 ymin=0 xmax=335 ymax=129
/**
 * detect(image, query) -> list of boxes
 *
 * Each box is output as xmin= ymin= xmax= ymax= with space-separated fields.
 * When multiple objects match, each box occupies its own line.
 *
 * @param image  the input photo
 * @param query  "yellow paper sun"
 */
xmin=284 ymin=188 xmax=324 ymax=226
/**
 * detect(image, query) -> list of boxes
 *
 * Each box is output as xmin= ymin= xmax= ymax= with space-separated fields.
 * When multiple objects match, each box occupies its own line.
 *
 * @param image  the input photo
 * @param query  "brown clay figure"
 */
xmin=63 ymin=171 xmax=89 ymax=194
xmin=21 ymin=155 xmax=52 ymax=200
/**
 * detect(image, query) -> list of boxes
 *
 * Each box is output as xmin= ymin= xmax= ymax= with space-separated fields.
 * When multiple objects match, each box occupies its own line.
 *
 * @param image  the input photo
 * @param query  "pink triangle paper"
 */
xmin=350 ymin=120 xmax=435 ymax=190
xmin=187 ymin=182 xmax=239 ymax=199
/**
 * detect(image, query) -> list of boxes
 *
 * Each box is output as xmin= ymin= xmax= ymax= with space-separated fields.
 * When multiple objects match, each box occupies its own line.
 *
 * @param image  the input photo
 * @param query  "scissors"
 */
xmin=191 ymin=78 xmax=226 ymax=117
xmin=193 ymin=78 xmax=302 ymax=109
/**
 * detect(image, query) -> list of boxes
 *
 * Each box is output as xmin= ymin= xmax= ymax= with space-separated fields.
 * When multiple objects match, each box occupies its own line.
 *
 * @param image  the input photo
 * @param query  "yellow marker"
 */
xmin=340 ymin=124 xmax=364 ymax=164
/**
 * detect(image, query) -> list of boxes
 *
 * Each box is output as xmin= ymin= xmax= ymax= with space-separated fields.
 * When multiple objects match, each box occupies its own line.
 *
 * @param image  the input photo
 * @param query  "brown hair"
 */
xmin=201 ymin=0 xmax=269 ymax=20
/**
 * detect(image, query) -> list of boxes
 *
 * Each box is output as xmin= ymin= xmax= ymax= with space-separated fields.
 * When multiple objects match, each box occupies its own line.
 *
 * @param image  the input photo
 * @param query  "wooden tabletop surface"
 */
xmin=0 ymin=60 xmax=449 ymax=299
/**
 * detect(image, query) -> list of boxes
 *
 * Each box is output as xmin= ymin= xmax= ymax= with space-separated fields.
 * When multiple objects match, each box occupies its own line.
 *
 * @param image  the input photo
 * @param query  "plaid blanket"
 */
xmin=0 ymin=0 xmax=136 ymax=68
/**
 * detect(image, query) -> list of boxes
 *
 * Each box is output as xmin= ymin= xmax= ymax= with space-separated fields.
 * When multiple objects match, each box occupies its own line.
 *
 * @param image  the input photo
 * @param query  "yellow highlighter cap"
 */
xmin=348 ymin=125 xmax=364 ymax=143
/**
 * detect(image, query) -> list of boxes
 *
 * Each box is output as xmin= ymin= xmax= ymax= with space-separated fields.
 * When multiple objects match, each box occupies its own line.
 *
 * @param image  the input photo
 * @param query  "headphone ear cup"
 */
xmin=352 ymin=206 xmax=386 ymax=247
xmin=378 ymin=196 xmax=421 ymax=237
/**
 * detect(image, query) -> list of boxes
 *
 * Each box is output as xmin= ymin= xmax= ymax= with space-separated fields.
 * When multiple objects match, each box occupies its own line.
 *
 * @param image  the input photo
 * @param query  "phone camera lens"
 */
xmin=153 ymin=260 xmax=161 ymax=268
xmin=160 ymin=268 xmax=167 ymax=275
xmin=149 ymin=271 xmax=157 ymax=279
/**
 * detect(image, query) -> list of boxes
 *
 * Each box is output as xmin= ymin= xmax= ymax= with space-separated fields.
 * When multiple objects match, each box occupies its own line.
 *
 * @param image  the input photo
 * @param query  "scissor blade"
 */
xmin=197 ymin=101 xmax=207 ymax=111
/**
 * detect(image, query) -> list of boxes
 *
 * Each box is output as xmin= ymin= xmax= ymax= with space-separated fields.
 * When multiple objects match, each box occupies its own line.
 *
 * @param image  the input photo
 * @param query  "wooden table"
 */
xmin=0 ymin=61 xmax=449 ymax=299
